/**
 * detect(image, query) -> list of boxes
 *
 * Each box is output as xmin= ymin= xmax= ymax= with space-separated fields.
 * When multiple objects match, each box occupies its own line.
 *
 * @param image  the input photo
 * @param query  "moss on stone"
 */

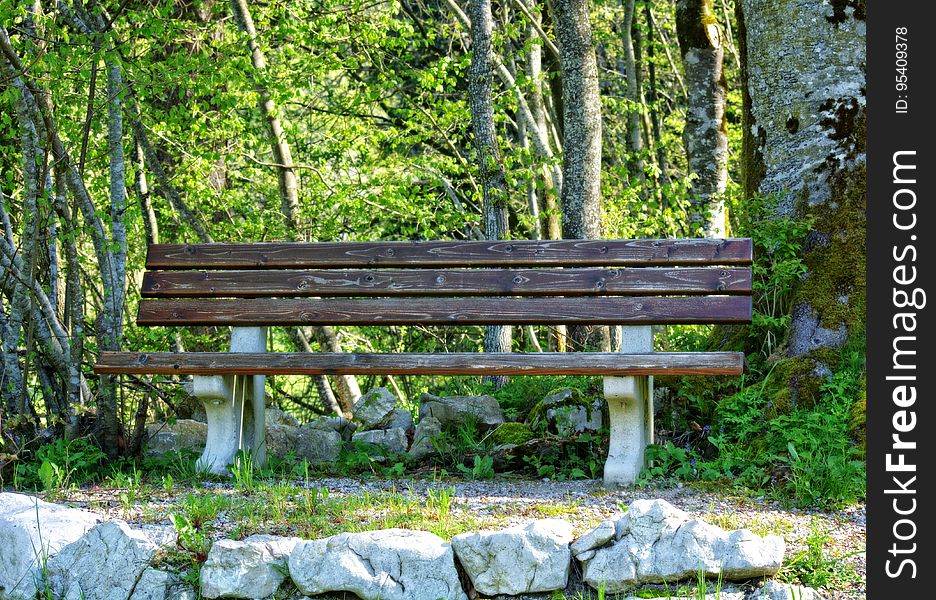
xmin=489 ymin=422 xmax=535 ymax=446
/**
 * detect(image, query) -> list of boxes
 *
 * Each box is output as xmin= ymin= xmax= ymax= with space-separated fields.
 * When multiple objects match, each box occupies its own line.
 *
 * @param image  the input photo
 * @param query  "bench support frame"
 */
xmin=603 ymin=326 xmax=654 ymax=486
xmin=192 ymin=327 xmax=267 ymax=474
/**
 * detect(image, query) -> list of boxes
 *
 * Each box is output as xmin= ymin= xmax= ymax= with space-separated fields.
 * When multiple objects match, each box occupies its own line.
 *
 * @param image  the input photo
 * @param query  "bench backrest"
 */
xmin=139 ymin=239 xmax=752 ymax=328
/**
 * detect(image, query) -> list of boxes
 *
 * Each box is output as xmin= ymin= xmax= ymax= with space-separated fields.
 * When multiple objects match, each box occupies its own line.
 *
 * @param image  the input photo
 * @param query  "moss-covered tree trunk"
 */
xmin=737 ymin=0 xmax=865 ymax=407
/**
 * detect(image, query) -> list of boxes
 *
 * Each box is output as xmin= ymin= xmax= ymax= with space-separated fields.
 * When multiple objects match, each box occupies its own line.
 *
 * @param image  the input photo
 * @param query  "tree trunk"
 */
xmin=552 ymin=0 xmax=605 ymax=350
xmin=677 ymin=0 xmax=728 ymax=236
xmin=468 ymin=0 xmax=512 ymax=387
xmin=737 ymin=0 xmax=865 ymax=407
xmin=552 ymin=0 xmax=602 ymax=240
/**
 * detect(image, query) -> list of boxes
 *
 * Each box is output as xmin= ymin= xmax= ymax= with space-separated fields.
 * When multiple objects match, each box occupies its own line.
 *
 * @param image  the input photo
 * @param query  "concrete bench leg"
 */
xmin=192 ymin=327 xmax=267 ymax=474
xmin=602 ymin=326 xmax=654 ymax=486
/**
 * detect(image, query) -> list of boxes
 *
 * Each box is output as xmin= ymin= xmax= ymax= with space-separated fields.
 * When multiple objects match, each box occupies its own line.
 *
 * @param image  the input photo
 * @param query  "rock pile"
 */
xmin=0 ymin=492 xmax=818 ymax=600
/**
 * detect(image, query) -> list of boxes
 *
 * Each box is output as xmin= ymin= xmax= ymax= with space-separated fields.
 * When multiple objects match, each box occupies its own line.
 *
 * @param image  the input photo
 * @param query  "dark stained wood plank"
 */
xmin=137 ymin=296 xmax=752 ymax=326
xmin=146 ymin=239 xmax=753 ymax=269
xmin=141 ymin=267 xmax=752 ymax=298
xmin=94 ymin=351 xmax=744 ymax=376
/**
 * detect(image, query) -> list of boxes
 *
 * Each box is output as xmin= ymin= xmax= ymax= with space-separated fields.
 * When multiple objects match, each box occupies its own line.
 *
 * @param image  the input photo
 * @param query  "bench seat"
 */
xmin=95 ymin=351 xmax=744 ymax=376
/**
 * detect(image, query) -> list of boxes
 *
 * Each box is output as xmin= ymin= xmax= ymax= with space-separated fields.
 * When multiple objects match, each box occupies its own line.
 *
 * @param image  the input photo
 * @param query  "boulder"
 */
xmin=200 ymin=535 xmax=300 ymax=599
xmin=352 ymin=387 xmax=398 ymax=430
xmin=46 ymin=520 xmax=176 ymax=600
xmin=295 ymin=423 xmax=342 ymax=464
xmin=452 ymin=519 xmax=574 ymax=596
xmin=129 ymin=569 xmax=196 ymax=600
xmin=264 ymin=423 xmax=299 ymax=459
xmin=749 ymin=581 xmax=825 ymax=600
xmin=386 ymin=408 xmax=414 ymax=432
xmin=352 ymin=428 xmax=408 ymax=454
xmin=288 ymin=529 xmax=466 ymax=600
xmin=0 ymin=493 xmax=100 ymax=600
xmin=264 ymin=407 xmax=299 ymax=428
xmin=577 ymin=499 xmax=785 ymax=593
xmin=307 ymin=416 xmax=357 ymax=441
xmin=408 ymin=416 xmax=442 ymax=460
xmin=418 ymin=393 xmax=505 ymax=429
xmin=144 ymin=420 xmax=207 ymax=456
xmin=542 ymin=388 xmax=604 ymax=436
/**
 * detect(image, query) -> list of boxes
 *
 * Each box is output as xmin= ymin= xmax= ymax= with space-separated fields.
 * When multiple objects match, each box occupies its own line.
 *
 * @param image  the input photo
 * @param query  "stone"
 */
xmin=144 ymin=419 xmax=208 ymax=456
xmin=408 ymin=416 xmax=442 ymax=460
xmin=452 ymin=519 xmax=574 ymax=596
xmin=748 ymin=581 xmax=825 ymax=600
xmin=386 ymin=408 xmax=414 ymax=432
xmin=570 ymin=518 xmax=616 ymax=558
xmin=352 ymin=428 xmax=408 ymax=454
xmin=0 ymin=493 xmax=100 ymax=600
xmin=264 ymin=423 xmax=299 ymax=459
xmin=352 ymin=387 xmax=398 ymax=430
xmin=579 ymin=499 xmax=785 ymax=593
xmin=288 ymin=529 xmax=466 ymax=600
xmin=200 ymin=535 xmax=300 ymax=599
xmin=46 ymin=520 xmax=176 ymax=600
xmin=265 ymin=407 xmax=299 ymax=428
xmin=418 ymin=393 xmax=505 ymax=429
xmin=307 ymin=416 xmax=357 ymax=441
xmin=551 ymin=399 xmax=604 ymax=434
xmin=295 ymin=423 xmax=342 ymax=464
xmin=129 ymin=569 xmax=197 ymax=600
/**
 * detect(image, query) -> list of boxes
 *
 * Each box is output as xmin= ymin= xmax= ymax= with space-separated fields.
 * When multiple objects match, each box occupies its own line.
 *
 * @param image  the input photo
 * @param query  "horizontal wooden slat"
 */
xmin=142 ymin=267 xmax=752 ymax=298
xmin=137 ymin=296 xmax=751 ymax=326
xmin=94 ymin=351 xmax=744 ymax=376
xmin=146 ymin=239 xmax=753 ymax=270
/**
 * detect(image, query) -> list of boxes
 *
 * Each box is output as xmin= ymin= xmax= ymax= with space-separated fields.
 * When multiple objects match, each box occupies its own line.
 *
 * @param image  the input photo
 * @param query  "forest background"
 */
xmin=0 ymin=0 xmax=866 ymax=507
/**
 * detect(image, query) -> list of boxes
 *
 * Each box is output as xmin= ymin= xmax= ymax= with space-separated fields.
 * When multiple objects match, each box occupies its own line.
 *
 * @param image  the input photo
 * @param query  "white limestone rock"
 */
xmin=288 ymin=528 xmax=466 ymax=600
xmin=264 ymin=407 xmax=299 ymax=428
xmin=46 ymin=520 xmax=176 ymax=600
xmin=452 ymin=519 xmax=574 ymax=596
xmin=386 ymin=408 xmax=414 ymax=432
xmin=129 ymin=569 xmax=197 ymax=600
xmin=200 ymin=534 xmax=300 ymax=599
xmin=408 ymin=416 xmax=442 ymax=460
xmin=579 ymin=499 xmax=785 ymax=593
xmin=264 ymin=423 xmax=299 ymax=459
xmin=352 ymin=428 xmax=408 ymax=454
xmin=0 ymin=492 xmax=101 ymax=600
xmin=353 ymin=387 xmax=398 ymax=430
xmin=418 ymin=393 xmax=505 ymax=429
xmin=570 ymin=518 xmax=616 ymax=558
xmin=295 ymin=423 xmax=342 ymax=464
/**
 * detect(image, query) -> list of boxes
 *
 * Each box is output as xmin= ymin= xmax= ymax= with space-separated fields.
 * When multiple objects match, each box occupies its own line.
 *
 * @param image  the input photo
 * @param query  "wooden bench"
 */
xmin=94 ymin=238 xmax=752 ymax=483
